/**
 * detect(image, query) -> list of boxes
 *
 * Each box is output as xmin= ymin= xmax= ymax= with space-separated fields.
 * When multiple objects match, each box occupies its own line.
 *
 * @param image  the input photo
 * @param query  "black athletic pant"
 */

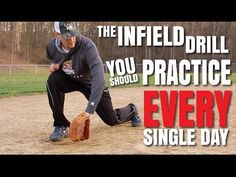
xmin=46 ymin=71 xmax=134 ymax=127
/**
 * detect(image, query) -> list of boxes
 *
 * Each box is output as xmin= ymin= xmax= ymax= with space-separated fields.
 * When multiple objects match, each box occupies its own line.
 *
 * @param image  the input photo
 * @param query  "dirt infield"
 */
xmin=0 ymin=85 xmax=235 ymax=154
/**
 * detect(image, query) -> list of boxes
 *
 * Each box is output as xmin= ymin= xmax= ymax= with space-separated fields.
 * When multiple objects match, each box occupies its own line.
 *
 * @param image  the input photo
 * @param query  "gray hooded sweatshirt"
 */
xmin=46 ymin=35 xmax=106 ymax=114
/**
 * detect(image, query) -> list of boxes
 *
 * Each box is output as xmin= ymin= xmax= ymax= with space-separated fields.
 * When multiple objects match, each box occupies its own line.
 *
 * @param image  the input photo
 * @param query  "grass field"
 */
xmin=1 ymin=73 xmax=236 ymax=98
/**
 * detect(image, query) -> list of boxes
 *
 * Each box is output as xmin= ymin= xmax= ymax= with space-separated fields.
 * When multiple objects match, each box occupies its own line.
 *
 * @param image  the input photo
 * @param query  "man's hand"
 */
xmin=84 ymin=112 xmax=90 ymax=118
xmin=49 ymin=63 xmax=60 ymax=73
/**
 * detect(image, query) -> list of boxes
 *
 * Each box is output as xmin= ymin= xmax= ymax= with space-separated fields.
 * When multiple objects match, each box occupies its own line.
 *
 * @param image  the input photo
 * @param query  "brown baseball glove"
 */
xmin=69 ymin=113 xmax=90 ymax=141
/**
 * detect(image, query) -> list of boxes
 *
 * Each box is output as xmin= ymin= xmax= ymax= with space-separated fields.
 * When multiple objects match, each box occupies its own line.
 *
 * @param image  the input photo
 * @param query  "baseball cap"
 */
xmin=54 ymin=22 xmax=80 ymax=38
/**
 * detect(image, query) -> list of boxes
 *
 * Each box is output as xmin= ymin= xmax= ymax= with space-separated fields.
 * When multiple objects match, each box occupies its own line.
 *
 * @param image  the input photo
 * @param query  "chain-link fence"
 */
xmin=0 ymin=63 xmax=144 ymax=76
xmin=0 ymin=64 xmax=49 ymax=76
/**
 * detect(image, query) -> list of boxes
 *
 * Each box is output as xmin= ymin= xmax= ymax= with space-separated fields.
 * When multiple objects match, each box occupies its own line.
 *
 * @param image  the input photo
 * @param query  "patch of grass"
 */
xmin=1 ymin=73 xmax=236 ymax=98
xmin=229 ymin=73 xmax=236 ymax=83
xmin=0 ymin=75 xmax=47 ymax=97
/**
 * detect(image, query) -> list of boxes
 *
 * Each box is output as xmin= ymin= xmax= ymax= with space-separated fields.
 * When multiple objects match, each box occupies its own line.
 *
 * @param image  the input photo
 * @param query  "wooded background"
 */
xmin=0 ymin=22 xmax=235 ymax=66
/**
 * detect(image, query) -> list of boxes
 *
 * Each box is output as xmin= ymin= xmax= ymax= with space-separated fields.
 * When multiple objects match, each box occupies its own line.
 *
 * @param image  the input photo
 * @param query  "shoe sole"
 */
xmin=129 ymin=103 xmax=142 ymax=127
xmin=131 ymin=123 xmax=141 ymax=127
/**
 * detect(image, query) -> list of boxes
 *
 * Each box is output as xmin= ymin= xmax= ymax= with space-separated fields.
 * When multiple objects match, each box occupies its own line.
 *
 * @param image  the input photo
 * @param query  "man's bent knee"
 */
xmin=103 ymin=120 xmax=118 ymax=126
